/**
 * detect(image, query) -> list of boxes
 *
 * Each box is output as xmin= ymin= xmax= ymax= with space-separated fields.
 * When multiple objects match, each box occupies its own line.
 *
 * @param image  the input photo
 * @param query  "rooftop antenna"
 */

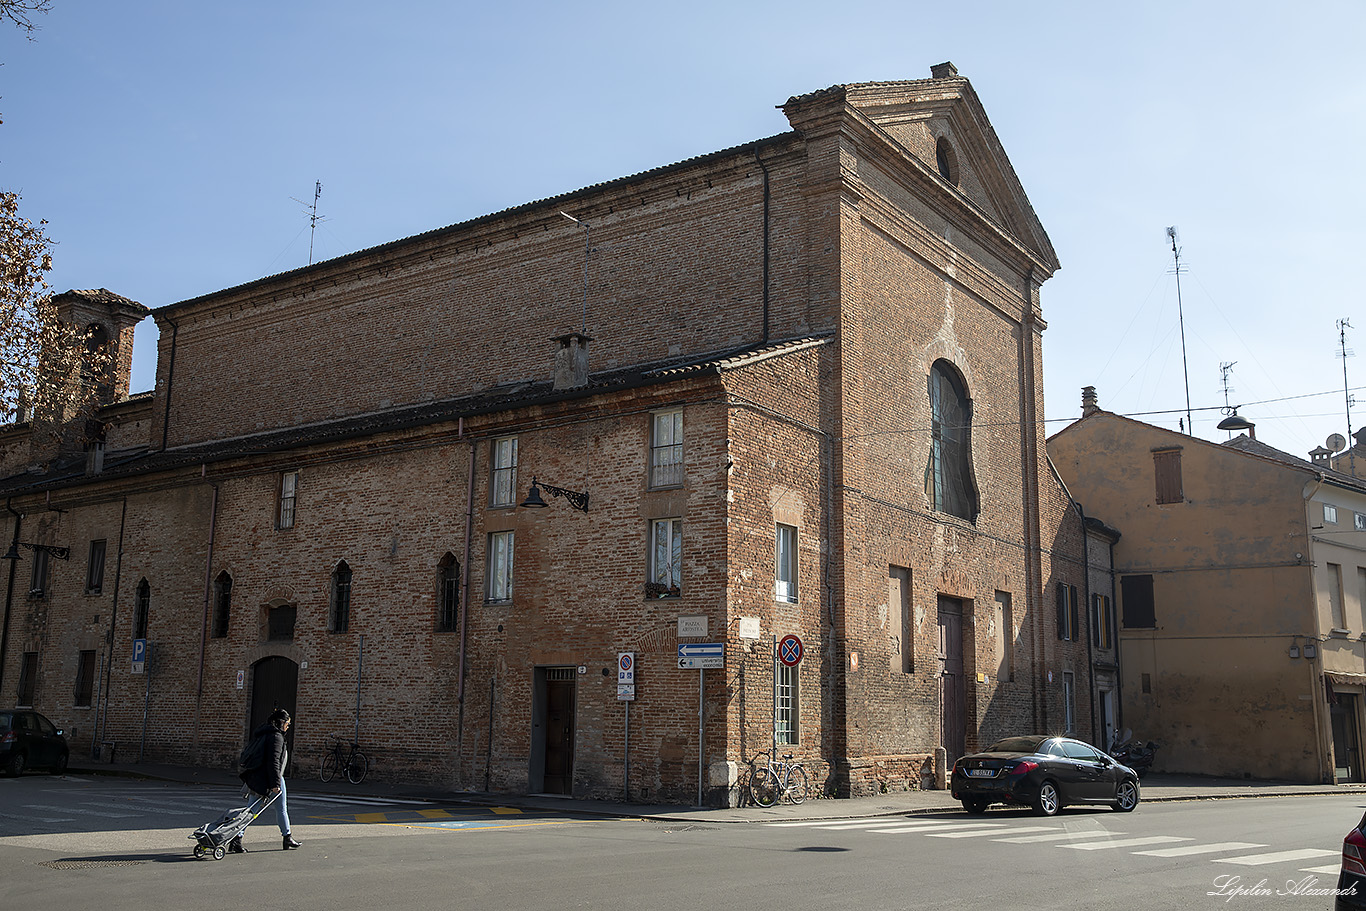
xmin=290 ymin=181 xmax=326 ymax=265
xmin=1339 ymin=318 xmax=1356 ymax=475
xmin=1167 ymin=226 xmax=1193 ymax=435
xmin=559 ymin=211 xmax=590 ymax=334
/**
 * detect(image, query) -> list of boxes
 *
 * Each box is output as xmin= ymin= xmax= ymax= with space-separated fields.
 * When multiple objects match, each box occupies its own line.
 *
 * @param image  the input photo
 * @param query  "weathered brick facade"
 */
xmin=0 ymin=65 xmax=1096 ymax=803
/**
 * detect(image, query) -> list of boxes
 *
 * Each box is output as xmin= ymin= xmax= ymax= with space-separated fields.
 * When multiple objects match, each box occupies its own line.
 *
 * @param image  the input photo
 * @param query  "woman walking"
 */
xmin=234 ymin=708 xmax=302 ymax=852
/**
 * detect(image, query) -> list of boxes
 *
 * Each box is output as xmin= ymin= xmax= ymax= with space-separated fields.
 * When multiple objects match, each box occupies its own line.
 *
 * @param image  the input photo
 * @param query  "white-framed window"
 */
xmin=775 ymin=524 xmax=798 ymax=603
xmin=486 ymin=531 xmax=514 ymax=603
xmin=647 ymin=518 xmax=682 ymax=598
xmin=278 ymin=470 xmax=299 ymax=529
xmin=777 ymin=663 xmax=798 ymax=745
xmin=1325 ymin=503 xmax=1339 ymax=524
xmin=490 ymin=437 xmax=518 ymax=508
xmin=650 ymin=410 xmax=683 ymax=488
xmin=1356 ymin=512 xmax=1366 ymax=532
xmin=1063 ymin=671 xmax=1076 ymax=733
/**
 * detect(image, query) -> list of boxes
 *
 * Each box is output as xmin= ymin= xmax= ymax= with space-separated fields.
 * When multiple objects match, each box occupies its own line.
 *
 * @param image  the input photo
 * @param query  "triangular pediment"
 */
xmin=785 ymin=67 xmax=1058 ymax=273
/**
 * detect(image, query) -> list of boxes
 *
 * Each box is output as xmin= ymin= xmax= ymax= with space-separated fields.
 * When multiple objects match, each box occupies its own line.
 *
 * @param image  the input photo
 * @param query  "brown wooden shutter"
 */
xmin=1153 ymin=449 xmax=1183 ymax=504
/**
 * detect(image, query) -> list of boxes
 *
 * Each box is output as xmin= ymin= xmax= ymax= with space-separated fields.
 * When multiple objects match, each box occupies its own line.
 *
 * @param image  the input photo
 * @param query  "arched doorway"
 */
xmin=250 ymin=656 xmax=298 ymax=770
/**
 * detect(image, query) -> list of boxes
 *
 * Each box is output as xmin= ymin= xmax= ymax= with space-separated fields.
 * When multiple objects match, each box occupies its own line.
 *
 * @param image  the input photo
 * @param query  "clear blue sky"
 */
xmin=4 ymin=0 xmax=1363 ymax=458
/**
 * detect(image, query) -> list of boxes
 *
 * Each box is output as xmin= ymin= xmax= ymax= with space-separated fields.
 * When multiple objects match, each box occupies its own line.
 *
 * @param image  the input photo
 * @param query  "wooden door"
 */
xmin=542 ymin=669 xmax=576 ymax=795
xmin=938 ymin=596 xmax=965 ymax=764
xmin=250 ymin=656 xmax=298 ymax=769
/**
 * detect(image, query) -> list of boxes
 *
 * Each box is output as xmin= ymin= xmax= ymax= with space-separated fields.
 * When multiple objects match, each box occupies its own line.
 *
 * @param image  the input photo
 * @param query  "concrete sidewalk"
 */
xmin=62 ymin=755 xmax=1366 ymax=824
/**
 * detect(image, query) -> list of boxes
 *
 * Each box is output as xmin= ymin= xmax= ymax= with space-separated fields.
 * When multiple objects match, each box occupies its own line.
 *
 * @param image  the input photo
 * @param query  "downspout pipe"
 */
xmin=0 ymin=500 xmax=21 ymax=695
xmin=753 ymin=150 xmax=771 ymax=344
xmin=192 ymin=480 xmax=219 ymax=756
xmin=160 ymin=318 xmax=179 ymax=452
xmin=96 ymin=498 xmax=128 ymax=752
xmin=455 ymin=432 xmax=476 ymax=776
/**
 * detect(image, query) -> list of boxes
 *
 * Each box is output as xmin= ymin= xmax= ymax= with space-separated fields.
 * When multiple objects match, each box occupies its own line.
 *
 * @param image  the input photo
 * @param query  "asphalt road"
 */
xmin=2 ymin=773 xmax=1362 ymax=910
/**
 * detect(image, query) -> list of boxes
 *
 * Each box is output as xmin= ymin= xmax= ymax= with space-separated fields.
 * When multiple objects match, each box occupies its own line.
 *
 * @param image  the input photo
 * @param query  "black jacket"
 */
xmin=239 ymin=722 xmax=287 ymax=796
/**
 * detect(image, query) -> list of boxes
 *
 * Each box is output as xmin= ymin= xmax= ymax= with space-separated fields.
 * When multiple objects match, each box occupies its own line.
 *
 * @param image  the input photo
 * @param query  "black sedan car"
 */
xmin=950 ymin=734 xmax=1139 ymax=816
xmin=1 ymin=709 xmax=70 ymax=776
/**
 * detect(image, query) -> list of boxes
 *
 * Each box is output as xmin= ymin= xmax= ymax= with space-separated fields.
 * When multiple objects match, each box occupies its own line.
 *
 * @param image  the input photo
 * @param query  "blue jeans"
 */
xmin=247 ymin=780 xmax=291 ymax=836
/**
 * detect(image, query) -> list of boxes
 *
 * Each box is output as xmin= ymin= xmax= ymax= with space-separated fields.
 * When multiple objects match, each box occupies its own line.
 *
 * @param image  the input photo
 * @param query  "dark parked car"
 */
xmin=1335 ymin=810 xmax=1366 ymax=909
xmin=950 ymin=734 xmax=1140 ymax=816
xmin=1 ymin=710 xmax=70 ymax=776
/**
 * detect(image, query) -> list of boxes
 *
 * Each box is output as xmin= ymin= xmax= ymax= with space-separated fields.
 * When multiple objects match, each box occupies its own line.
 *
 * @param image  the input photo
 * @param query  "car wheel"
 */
xmin=1033 ymin=780 xmax=1060 ymax=817
xmin=49 ymin=750 xmax=68 ymax=775
xmin=5 ymin=751 xmax=25 ymax=777
xmin=1112 ymin=779 xmax=1139 ymax=812
xmin=961 ymin=798 xmax=990 ymax=815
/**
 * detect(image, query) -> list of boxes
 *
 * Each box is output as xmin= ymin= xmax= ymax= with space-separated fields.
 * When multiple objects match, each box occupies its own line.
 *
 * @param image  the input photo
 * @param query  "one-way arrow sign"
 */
xmin=678 ymin=642 xmax=724 ymax=669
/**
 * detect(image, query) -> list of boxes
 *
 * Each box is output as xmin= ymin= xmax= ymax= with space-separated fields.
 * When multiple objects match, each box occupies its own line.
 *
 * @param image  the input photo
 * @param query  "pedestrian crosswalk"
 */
xmin=764 ymin=817 xmax=1340 ymax=873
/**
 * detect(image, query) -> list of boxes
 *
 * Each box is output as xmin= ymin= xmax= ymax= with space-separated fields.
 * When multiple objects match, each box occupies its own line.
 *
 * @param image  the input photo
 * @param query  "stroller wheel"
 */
xmin=212 ymin=845 xmax=226 ymax=860
xmin=194 ymin=846 xmax=206 ymax=858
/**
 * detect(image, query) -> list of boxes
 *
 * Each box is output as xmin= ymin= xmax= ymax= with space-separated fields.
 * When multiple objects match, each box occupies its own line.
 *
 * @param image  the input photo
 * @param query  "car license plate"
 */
xmin=967 ymin=769 xmax=995 ymax=778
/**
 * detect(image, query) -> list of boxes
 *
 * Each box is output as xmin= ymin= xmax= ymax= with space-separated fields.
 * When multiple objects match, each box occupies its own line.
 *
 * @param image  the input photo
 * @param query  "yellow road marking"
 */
xmin=418 ymin=809 xmax=453 ymax=819
xmin=490 ymin=807 xmax=524 ymax=815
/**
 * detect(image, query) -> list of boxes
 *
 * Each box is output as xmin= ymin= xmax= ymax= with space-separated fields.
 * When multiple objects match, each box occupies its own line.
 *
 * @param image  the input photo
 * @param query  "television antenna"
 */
xmin=1167 ymin=226 xmax=1193 ymax=435
xmin=291 ymin=181 xmax=327 ymax=265
xmin=1339 ymin=318 xmax=1356 ymax=474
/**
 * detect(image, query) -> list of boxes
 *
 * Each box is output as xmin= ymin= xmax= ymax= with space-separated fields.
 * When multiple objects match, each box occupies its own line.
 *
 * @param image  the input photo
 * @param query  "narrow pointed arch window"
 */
xmin=925 ymin=360 xmax=979 ymax=521
xmin=133 ymin=578 xmax=150 ymax=639
xmin=211 ymin=571 xmax=232 ymax=639
xmin=437 ymin=553 xmax=460 ymax=632
xmin=330 ymin=561 xmax=352 ymax=633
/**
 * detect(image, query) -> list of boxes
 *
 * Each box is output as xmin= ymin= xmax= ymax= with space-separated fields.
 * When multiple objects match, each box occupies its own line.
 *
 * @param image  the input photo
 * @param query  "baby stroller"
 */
xmin=190 ymin=791 xmax=279 ymax=859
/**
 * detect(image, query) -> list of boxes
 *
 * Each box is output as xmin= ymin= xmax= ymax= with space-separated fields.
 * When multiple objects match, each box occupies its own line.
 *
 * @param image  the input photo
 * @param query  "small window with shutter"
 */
xmin=1153 ymin=449 xmax=1183 ymax=505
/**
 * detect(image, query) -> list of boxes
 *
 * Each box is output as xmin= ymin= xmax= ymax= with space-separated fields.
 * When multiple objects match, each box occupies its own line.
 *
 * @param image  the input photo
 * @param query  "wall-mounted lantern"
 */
xmin=520 ymin=477 xmax=590 ymax=513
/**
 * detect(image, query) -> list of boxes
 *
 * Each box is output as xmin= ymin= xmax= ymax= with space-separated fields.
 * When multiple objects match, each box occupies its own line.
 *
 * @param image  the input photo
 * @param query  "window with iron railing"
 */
xmin=650 ymin=411 xmax=683 ymax=488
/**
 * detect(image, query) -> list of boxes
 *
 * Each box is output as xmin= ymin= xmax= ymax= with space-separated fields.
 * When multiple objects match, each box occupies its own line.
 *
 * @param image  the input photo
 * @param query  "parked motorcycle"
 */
xmin=1109 ymin=730 xmax=1159 ymax=778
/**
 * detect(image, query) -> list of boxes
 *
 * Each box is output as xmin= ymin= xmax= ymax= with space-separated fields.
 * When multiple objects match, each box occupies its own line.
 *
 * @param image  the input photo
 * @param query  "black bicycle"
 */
xmin=320 ymin=736 xmax=368 ymax=784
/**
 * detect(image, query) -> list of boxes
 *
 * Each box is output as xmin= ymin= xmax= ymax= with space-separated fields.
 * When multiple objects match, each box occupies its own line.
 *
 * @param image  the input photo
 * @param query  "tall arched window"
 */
xmin=211 ymin=571 xmax=232 ymax=639
xmin=925 ymin=360 xmax=979 ymax=521
xmin=330 ymin=561 xmax=352 ymax=633
xmin=133 ymin=578 xmax=150 ymax=639
xmin=437 ymin=553 xmax=460 ymax=632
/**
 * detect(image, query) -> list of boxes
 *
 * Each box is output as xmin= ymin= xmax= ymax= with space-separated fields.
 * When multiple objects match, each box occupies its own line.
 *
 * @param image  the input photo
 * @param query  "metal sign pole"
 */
xmin=772 ymin=633 xmax=778 ymax=755
xmin=697 ymin=668 xmax=704 ymax=808
xmin=354 ymin=634 xmax=364 ymax=744
xmin=624 ymin=701 xmax=631 ymax=802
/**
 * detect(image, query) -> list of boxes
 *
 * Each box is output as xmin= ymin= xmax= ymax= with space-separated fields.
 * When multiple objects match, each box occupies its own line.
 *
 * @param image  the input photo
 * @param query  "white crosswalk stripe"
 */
xmin=1060 ymin=836 xmax=1192 ymax=851
xmin=927 ymin=825 xmax=1058 ymax=839
xmin=22 ymin=803 xmax=140 ymax=819
xmin=1214 ymin=848 xmax=1339 ymax=866
xmin=994 ymin=830 xmax=1124 ymax=843
xmin=1134 ymin=841 xmax=1266 ymax=857
xmin=874 ymin=822 xmax=1008 ymax=834
xmin=1300 ymin=864 xmax=1342 ymax=874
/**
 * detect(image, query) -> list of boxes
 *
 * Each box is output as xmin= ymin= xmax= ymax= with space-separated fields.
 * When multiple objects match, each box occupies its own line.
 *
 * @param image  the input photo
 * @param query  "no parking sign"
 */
xmin=779 ymin=634 xmax=803 ymax=667
xmin=618 ymin=652 xmax=635 ymax=701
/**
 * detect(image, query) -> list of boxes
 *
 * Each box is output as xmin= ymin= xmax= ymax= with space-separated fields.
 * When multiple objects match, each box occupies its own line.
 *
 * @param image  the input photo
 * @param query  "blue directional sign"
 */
xmin=678 ymin=642 xmax=724 ymax=669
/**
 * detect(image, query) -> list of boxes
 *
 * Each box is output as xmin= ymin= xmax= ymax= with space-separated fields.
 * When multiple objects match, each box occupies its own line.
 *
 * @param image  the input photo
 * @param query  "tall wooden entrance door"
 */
xmin=938 ymin=596 xmax=966 ymax=764
xmin=250 ymin=656 xmax=298 ymax=769
xmin=541 ymin=668 xmax=576 ymax=795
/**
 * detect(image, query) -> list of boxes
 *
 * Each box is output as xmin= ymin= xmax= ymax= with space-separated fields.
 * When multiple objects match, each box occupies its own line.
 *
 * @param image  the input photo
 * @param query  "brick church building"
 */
xmin=0 ymin=64 xmax=1095 ymax=803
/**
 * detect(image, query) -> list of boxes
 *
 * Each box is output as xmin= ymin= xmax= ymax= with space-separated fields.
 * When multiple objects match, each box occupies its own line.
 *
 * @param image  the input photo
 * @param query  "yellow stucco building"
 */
xmin=1049 ymin=394 xmax=1366 ymax=784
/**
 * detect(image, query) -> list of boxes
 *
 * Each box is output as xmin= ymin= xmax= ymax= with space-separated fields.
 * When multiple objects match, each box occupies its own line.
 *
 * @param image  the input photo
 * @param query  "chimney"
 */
xmin=1081 ymin=386 xmax=1099 ymax=417
xmin=930 ymin=62 xmax=959 ymax=79
xmin=552 ymin=332 xmax=592 ymax=390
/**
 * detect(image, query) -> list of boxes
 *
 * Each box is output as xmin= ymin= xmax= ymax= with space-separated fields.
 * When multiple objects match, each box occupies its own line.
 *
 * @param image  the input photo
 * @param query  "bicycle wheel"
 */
xmin=785 ymin=765 xmax=809 ymax=804
xmin=320 ymin=750 xmax=339 ymax=782
xmin=346 ymin=750 xmax=368 ymax=784
xmin=750 ymin=766 xmax=780 ymax=808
